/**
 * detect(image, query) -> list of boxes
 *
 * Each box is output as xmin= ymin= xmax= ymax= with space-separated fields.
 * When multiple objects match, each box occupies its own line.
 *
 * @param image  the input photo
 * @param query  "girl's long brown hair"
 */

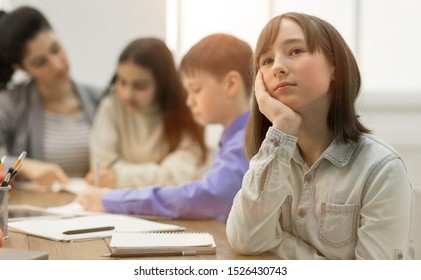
xmin=245 ymin=12 xmax=370 ymax=159
xmin=110 ymin=38 xmax=207 ymax=163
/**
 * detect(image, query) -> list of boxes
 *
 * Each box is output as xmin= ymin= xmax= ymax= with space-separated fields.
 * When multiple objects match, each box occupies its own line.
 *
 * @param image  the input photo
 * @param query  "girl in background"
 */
xmin=0 ymin=6 xmax=100 ymax=187
xmin=85 ymin=38 xmax=209 ymax=188
xmin=226 ymin=12 xmax=413 ymax=259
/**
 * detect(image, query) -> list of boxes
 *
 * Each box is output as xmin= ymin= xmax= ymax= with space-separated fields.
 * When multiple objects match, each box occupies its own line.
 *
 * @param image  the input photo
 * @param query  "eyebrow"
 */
xmin=281 ymin=38 xmax=306 ymax=45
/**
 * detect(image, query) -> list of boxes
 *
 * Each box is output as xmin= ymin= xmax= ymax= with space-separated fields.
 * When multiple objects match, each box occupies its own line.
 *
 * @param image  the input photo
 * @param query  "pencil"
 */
xmin=101 ymin=250 xmax=197 ymax=258
xmin=0 ymin=155 xmax=6 ymax=170
xmin=12 ymin=151 xmax=27 ymax=169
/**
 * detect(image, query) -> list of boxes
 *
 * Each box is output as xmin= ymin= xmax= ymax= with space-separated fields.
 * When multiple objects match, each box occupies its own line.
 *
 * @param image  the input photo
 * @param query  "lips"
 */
xmin=274 ymin=82 xmax=295 ymax=92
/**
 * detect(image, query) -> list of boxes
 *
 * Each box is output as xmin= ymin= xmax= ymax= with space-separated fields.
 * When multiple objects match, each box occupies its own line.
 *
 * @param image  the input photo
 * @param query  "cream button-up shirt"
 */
xmin=227 ymin=127 xmax=413 ymax=259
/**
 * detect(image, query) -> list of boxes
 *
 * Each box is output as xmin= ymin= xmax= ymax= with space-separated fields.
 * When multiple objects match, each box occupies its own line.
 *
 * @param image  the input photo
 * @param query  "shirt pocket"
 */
xmin=319 ymin=202 xmax=360 ymax=247
xmin=279 ymin=195 xmax=293 ymax=234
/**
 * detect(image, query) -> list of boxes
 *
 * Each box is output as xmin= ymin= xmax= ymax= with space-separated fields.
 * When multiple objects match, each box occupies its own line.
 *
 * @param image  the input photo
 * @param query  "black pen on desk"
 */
xmin=101 ymin=251 xmax=197 ymax=258
xmin=63 ymin=226 xmax=115 ymax=235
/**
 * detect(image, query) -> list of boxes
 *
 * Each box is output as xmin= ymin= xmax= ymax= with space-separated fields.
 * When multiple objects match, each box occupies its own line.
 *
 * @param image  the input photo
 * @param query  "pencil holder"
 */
xmin=0 ymin=185 xmax=11 ymax=240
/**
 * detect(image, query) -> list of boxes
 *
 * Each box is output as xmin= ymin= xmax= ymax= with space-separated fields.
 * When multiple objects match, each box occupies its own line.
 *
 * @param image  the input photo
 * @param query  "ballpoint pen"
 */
xmin=63 ymin=226 xmax=115 ymax=235
xmin=94 ymin=157 xmax=119 ymax=186
xmin=94 ymin=160 xmax=100 ymax=187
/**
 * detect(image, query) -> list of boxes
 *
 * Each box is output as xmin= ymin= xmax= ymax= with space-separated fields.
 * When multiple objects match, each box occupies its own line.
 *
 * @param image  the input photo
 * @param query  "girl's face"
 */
xmin=115 ymin=62 xmax=156 ymax=111
xmin=258 ymin=18 xmax=335 ymax=117
xmin=20 ymin=30 xmax=70 ymax=86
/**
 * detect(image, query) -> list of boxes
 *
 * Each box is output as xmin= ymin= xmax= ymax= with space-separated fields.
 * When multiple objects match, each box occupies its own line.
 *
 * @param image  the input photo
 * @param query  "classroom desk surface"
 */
xmin=5 ymin=188 xmax=281 ymax=260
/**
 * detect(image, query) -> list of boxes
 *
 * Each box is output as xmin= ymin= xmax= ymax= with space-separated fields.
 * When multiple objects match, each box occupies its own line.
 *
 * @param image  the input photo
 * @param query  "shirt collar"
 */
xmin=219 ymin=111 xmax=250 ymax=147
xmin=292 ymin=137 xmax=359 ymax=168
xmin=322 ymin=138 xmax=359 ymax=167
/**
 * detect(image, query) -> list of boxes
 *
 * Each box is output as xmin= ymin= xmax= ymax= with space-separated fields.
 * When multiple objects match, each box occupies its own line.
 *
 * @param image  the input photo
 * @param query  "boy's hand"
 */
xmin=255 ymin=71 xmax=302 ymax=136
xmin=75 ymin=186 xmax=110 ymax=212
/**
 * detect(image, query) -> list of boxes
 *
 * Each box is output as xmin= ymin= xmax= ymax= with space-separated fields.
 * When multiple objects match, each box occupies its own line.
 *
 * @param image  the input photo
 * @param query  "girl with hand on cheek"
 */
xmin=226 ymin=12 xmax=413 ymax=260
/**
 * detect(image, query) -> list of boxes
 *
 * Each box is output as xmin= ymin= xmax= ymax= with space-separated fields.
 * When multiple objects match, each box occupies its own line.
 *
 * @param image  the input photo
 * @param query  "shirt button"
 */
xmin=298 ymin=208 xmax=306 ymax=218
xmin=270 ymin=138 xmax=280 ymax=147
xmin=304 ymin=174 xmax=312 ymax=184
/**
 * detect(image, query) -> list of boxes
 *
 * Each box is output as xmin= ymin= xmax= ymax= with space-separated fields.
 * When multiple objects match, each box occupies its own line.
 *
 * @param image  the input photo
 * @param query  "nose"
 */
xmin=185 ymin=92 xmax=194 ymax=108
xmin=50 ymin=55 xmax=65 ymax=72
xmin=272 ymin=57 xmax=289 ymax=76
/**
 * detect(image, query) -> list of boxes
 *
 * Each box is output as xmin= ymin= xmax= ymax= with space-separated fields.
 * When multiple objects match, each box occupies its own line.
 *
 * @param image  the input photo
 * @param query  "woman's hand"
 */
xmin=255 ymin=71 xmax=302 ymax=136
xmin=19 ymin=159 xmax=70 ymax=187
xmin=75 ymin=186 xmax=111 ymax=212
xmin=84 ymin=168 xmax=116 ymax=188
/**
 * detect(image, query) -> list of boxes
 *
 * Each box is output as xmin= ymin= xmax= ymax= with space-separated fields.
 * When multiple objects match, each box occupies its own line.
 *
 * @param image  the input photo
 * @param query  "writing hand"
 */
xmin=85 ymin=168 xmax=116 ymax=188
xmin=19 ymin=159 xmax=70 ymax=187
xmin=75 ymin=186 xmax=110 ymax=212
xmin=255 ymin=71 xmax=302 ymax=136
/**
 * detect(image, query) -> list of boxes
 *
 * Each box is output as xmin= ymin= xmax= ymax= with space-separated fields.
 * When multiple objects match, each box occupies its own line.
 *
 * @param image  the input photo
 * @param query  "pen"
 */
xmin=1 ymin=151 xmax=27 ymax=186
xmin=101 ymin=250 xmax=197 ymax=258
xmin=12 ymin=151 xmax=27 ymax=170
xmin=94 ymin=157 xmax=119 ymax=186
xmin=62 ymin=226 xmax=115 ymax=235
xmin=0 ymin=172 xmax=11 ymax=187
xmin=0 ymin=155 xmax=6 ymax=170
xmin=94 ymin=160 xmax=100 ymax=186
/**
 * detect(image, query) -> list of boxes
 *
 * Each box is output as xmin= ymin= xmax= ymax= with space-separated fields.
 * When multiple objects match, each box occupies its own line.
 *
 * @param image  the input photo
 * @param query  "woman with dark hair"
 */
xmin=0 ymin=6 xmax=100 ymax=187
xmin=226 ymin=12 xmax=413 ymax=259
xmin=85 ymin=38 xmax=209 ymax=188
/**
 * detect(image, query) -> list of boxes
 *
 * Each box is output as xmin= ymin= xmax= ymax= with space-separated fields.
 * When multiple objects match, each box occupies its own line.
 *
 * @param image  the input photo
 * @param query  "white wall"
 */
xmin=8 ymin=0 xmax=166 ymax=89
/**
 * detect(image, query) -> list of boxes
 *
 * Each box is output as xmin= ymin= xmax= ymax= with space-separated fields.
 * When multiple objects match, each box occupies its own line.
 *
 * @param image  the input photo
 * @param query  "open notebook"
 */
xmin=8 ymin=214 xmax=184 ymax=242
xmin=107 ymin=232 xmax=216 ymax=257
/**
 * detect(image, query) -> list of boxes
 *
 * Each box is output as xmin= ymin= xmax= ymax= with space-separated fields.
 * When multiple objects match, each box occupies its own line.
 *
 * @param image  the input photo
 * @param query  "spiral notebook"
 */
xmin=107 ymin=231 xmax=216 ymax=257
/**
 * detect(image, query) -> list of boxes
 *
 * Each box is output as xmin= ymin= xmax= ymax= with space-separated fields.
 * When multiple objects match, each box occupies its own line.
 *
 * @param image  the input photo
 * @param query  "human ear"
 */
xmin=224 ymin=71 xmax=241 ymax=97
xmin=330 ymin=65 xmax=335 ymax=81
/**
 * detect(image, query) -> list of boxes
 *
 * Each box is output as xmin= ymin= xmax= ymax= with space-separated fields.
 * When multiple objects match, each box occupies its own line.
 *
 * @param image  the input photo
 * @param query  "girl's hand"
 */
xmin=19 ymin=159 xmax=69 ymax=187
xmin=75 ymin=186 xmax=110 ymax=212
xmin=255 ymin=71 xmax=302 ymax=136
xmin=84 ymin=168 xmax=116 ymax=188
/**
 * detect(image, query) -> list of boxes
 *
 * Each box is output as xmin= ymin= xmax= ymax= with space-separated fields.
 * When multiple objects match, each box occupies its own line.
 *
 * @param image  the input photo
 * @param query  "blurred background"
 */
xmin=1 ymin=0 xmax=420 ymax=186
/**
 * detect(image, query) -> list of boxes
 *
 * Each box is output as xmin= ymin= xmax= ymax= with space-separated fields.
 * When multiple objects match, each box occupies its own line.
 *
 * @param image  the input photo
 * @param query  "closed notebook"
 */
xmin=109 ymin=231 xmax=216 ymax=255
xmin=8 ymin=214 xmax=184 ymax=242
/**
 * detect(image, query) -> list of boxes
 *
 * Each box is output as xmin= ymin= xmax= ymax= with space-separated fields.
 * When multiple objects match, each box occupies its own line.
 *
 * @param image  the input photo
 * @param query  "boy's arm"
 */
xmin=102 ymin=132 xmax=249 ymax=222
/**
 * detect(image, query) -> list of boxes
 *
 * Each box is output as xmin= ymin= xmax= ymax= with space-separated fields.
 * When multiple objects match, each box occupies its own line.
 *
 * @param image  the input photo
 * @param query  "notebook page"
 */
xmin=9 ymin=214 xmax=184 ymax=242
